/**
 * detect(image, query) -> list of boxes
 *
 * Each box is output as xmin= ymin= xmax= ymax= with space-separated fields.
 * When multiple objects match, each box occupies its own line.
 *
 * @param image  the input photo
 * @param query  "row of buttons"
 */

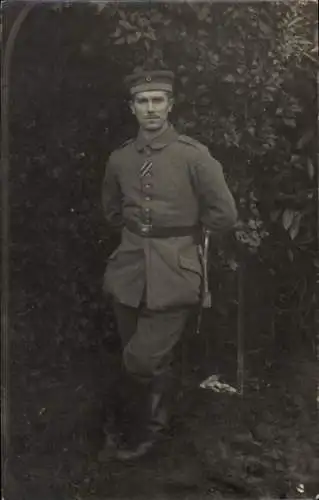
xmin=140 ymin=154 xmax=153 ymax=230
xmin=140 ymin=224 xmax=152 ymax=234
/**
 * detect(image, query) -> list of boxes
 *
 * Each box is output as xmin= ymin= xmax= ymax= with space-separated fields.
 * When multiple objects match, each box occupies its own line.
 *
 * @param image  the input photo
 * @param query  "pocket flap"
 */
xmin=179 ymin=255 xmax=202 ymax=275
xmin=108 ymin=246 xmax=120 ymax=261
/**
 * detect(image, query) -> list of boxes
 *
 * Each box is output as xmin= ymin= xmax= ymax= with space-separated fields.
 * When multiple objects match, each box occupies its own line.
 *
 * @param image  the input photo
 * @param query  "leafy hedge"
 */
xmin=8 ymin=2 xmax=317 ymax=366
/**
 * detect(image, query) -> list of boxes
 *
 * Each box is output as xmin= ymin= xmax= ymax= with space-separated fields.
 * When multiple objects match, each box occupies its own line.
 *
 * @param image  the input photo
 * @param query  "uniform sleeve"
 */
xmin=191 ymin=148 xmax=237 ymax=235
xmin=101 ymin=155 xmax=123 ymax=230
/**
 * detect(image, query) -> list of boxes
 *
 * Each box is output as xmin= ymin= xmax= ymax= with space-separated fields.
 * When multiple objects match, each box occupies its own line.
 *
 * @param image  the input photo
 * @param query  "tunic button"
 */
xmin=141 ymin=223 xmax=151 ymax=234
xmin=145 ymin=196 xmax=151 ymax=201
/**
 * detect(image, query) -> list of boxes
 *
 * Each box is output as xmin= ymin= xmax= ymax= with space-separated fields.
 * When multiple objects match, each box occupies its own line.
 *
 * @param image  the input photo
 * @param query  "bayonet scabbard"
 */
xmin=196 ymin=229 xmax=212 ymax=334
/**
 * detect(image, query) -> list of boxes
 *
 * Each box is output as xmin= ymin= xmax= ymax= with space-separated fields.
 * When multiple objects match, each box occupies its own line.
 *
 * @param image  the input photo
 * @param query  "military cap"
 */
xmin=125 ymin=70 xmax=174 ymax=95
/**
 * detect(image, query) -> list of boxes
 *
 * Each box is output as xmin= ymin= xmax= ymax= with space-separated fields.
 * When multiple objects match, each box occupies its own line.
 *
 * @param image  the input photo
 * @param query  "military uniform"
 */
xmin=101 ymin=70 xmax=237 ymax=460
xmin=103 ymin=126 xmax=237 ymax=310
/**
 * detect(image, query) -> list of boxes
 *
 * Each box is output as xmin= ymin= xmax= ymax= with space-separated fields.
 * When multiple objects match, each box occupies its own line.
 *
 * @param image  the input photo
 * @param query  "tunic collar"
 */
xmin=135 ymin=124 xmax=179 ymax=152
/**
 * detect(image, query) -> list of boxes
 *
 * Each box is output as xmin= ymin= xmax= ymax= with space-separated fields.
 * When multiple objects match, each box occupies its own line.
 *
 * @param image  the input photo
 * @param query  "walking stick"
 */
xmin=197 ymin=229 xmax=245 ymax=396
xmin=181 ymin=228 xmax=211 ymax=386
xmin=237 ymin=259 xmax=245 ymax=396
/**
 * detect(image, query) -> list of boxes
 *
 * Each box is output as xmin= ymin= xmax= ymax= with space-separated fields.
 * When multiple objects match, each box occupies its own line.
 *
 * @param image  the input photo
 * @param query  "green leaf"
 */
xmin=197 ymin=6 xmax=210 ymax=21
xmin=282 ymin=209 xmax=294 ymax=230
xmin=181 ymin=76 xmax=188 ymax=85
xmin=270 ymin=210 xmax=280 ymax=222
xmin=142 ymin=41 xmax=149 ymax=52
xmin=118 ymin=10 xmax=126 ymax=20
xmin=127 ymin=33 xmax=140 ymax=44
xmin=228 ymin=259 xmax=239 ymax=271
xmin=145 ymin=31 xmax=157 ymax=41
xmin=119 ymin=20 xmax=134 ymax=30
xmin=287 ymin=249 xmax=294 ymax=262
xmin=287 ymin=16 xmax=303 ymax=29
xmin=289 ymin=213 xmax=301 ymax=240
xmin=259 ymin=20 xmax=272 ymax=36
xmin=223 ymin=74 xmax=236 ymax=83
xmin=296 ymin=130 xmax=314 ymax=149
xmin=283 ymin=118 xmax=296 ymax=128
xmin=110 ymin=28 xmax=122 ymax=38
xmin=307 ymin=159 xmax=315 ymax=180
xmin=114 ymin=37 xmax=125 ymax=45
xmin=95 ymin=4 xmax=106 ymax=14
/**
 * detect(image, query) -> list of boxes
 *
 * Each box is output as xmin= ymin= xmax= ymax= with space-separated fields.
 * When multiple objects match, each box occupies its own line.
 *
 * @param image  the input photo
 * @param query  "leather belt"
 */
xmin=125 ymin=219 xmax=199 ymax=238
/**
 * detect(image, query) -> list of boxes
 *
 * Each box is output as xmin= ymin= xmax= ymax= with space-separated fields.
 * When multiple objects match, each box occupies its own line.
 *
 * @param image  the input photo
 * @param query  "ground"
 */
xmin=5 ymin=316 xmax=319 ymax=500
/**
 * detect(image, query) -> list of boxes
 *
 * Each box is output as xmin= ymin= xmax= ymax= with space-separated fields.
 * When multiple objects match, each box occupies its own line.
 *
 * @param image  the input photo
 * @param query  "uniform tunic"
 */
xmin=102 ymin=125 xmax=237 ymax=311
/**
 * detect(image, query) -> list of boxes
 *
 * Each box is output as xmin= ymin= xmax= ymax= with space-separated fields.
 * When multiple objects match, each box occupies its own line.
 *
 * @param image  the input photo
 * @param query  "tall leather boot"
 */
xmin=115 ymin=372 xmax=171 ymax=461
xmin=99 ymin=371 xmax=127 ymax=460
xmin=100 ymin=367 xmax=147 ymax=458
xmin=148 ymin=372 xmax=171 ymax=436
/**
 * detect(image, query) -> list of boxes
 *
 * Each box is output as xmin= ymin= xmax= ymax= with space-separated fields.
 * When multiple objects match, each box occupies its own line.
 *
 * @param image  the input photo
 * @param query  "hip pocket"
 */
xmin=178 ymin=255 xmax=202 ymax=275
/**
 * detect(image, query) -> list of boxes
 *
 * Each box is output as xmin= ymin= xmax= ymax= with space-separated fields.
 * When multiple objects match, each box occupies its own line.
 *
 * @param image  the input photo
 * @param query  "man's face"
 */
xmin=130 ymin=90 xmax=173 ymax=132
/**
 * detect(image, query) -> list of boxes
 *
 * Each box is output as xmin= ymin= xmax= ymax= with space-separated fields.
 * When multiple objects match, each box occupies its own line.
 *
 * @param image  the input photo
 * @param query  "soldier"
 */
xmin=101 ymin=70 xmax=237 ymax=461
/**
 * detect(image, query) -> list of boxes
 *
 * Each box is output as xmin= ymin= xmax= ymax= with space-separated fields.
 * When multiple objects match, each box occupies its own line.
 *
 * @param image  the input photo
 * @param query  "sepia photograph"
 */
xmin=2 ymin=1 xmax=318 ymax=499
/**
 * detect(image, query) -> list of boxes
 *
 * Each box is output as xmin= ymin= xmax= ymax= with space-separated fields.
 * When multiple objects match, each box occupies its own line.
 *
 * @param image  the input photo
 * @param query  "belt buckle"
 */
xmin=139 ymin=223 xmax=152 ymax=235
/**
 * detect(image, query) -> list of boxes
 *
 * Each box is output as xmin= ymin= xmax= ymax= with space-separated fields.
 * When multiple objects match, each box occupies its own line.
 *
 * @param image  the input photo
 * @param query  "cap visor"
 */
xmin=130 ymin=83 xmax=173 ymax=94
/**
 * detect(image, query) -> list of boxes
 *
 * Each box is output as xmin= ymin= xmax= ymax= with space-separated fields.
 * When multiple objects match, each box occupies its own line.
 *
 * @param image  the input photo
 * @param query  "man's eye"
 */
xmin=153 ymin=98 xmax=164 ymax=104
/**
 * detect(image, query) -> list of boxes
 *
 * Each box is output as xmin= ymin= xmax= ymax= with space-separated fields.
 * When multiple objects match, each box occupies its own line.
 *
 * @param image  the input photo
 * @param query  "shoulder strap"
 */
xmin=177 ymin=135 xmax=201 ymax=195
xmin=178 ymin=134 xmax=203 ymax=149
xmin=118 ymin=138 xmax=134 ymax=149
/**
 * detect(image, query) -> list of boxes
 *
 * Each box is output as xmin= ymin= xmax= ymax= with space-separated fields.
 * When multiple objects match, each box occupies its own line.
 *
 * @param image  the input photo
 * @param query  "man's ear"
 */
xmin=168 ymin=97 xmax=174 ymax=113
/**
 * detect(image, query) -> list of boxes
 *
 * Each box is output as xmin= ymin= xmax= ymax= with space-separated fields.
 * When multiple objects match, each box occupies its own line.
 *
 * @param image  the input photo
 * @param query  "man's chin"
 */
xmin=142 ymin=121 xmax=163 ymax=131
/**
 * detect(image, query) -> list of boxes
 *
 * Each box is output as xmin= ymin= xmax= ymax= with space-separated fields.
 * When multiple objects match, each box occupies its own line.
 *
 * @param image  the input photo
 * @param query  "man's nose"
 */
xmin=147 ymin=101 xmax=154 ymax=112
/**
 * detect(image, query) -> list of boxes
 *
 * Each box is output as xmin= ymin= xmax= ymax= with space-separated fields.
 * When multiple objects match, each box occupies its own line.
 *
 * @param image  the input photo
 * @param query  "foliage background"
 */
xmin=9 ymin=0 xmax=317 ymax=368
xmin=4 ymin=1 xmax=318 ymax=498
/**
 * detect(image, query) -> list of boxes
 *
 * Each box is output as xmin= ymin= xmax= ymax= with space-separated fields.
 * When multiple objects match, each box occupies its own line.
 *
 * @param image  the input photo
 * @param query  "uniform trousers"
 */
xmin=113 ymin=301 xmax=190 ymax=384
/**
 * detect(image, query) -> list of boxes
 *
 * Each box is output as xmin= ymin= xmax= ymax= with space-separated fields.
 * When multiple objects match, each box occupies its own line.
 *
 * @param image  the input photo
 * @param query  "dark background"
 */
xmin=3 ymin=2 xmax=318 ymax=499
